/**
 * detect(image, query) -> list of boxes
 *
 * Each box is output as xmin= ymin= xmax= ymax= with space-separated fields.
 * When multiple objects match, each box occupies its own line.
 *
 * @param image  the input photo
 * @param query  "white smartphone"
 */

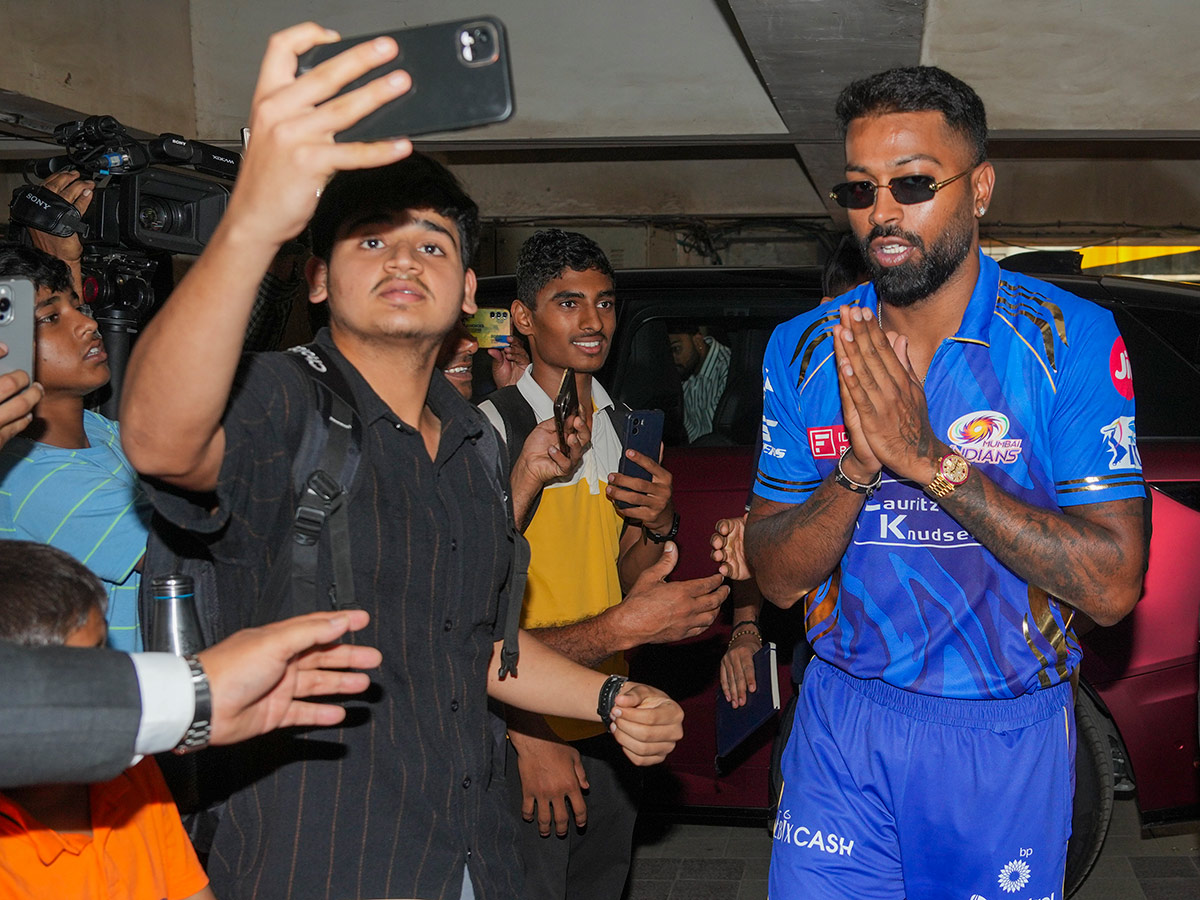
xmin=0 ymin=277 xmax=36 ymax=380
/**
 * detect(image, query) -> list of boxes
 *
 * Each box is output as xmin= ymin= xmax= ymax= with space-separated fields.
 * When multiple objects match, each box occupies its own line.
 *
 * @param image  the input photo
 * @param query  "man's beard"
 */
xmin=858 ymin=208 xmax=975 ymax=308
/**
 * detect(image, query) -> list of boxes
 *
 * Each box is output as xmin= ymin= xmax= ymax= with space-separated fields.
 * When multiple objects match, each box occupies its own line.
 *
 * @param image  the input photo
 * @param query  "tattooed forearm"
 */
xmin=746 ymin=477 xmax=863 ymax=608
xmin=943 ymin=472 xmax=1146 ymax=625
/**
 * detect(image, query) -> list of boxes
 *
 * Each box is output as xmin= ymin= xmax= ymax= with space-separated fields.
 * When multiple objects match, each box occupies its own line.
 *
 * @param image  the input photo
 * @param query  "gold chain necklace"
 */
xmin=876 ymin=303 xmax=927 ymax=387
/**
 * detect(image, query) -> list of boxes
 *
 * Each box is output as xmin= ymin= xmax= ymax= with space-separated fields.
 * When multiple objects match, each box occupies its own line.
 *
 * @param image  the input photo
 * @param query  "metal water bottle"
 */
xmin=148 ymin=574 xmax=206 ymax=656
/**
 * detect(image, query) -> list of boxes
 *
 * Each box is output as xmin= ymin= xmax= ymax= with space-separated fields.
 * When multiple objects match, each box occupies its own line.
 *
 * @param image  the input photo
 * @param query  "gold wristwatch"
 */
xmin=925 ymin=452 xmax=970 ymax=500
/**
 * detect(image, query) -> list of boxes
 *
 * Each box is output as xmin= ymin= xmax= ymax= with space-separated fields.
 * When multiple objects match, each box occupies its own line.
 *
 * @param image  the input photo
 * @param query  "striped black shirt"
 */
xmin=145 ymin=329 xmax=520 ymax=900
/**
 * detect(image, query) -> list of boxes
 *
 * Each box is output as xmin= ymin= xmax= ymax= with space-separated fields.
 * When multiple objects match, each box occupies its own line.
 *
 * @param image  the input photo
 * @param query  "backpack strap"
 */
xmin=466 ymin=417 xmax=525 ymax=678
xmin=485 ymin=385 xmax=539 ymax=480
xmin=257 ymin=344 xmax=362 ymax=621
xmin=485 ymin=386 xmax=542 ymax=529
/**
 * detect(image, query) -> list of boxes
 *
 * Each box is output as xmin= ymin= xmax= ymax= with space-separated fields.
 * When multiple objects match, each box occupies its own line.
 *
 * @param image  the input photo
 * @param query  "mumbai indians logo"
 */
xmin=1101 ymin=415 xmax=1141 ymax=470
xmin=947 ymin=410 xmax=1023 ymax=465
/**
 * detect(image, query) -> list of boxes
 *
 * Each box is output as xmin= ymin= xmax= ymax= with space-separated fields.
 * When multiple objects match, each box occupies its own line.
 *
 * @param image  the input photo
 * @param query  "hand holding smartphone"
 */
xmin=553 ymin=368 xmax=580 ymax=456
xmin=0 ymin=278 xmax=36 ymax=381
xmin=615 ymin=410 xmax=665 ymax=510
xmin=295 ymin=17 xmax=514 ymax=142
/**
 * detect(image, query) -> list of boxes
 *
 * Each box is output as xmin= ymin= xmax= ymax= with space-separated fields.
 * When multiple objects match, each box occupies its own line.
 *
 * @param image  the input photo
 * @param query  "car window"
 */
xmin=616 ymin=313 xmax=800 ymax=447
xmin=1110 ymin=306 xmax=1200 ymax=438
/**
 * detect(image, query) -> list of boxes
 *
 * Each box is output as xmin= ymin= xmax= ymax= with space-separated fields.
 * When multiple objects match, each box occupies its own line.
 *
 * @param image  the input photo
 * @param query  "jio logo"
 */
xmin=1109 ymin=336 xmax=1133 ymax=400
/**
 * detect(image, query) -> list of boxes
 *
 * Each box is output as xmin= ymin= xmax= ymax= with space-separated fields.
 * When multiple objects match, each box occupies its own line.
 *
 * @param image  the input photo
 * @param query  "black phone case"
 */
xmin=615 ymin=410 xmax=664 ymax=509
xmin=296 ymin=16 xmax=515 ymax=142
xmin=553 ymin=368 xmax=579 ymax=456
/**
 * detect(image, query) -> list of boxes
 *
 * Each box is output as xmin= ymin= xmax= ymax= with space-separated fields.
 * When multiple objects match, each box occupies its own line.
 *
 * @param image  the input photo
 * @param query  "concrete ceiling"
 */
xmin=1 ymin=0 xmax=1198 ymax=237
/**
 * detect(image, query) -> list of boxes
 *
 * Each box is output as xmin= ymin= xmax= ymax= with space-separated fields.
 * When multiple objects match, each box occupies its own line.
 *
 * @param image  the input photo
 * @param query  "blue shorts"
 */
xmin=768 ymin=659 xmax=1075 ymax=900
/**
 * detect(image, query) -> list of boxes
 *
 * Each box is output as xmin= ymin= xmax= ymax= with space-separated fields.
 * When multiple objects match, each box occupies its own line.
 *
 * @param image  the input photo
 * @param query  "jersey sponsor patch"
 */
xmin=857 ymin=494 xmax=979 ymax=549
xmin=1109 ymin=336 xmax=1134 ymax=399
xmin=947 ymin=410 xmax=1023 ymax=465
xmin=1101 ymin=415 xmax=1141 ymax=470
xmin=807 ymin=426 xmax=850 ymax=459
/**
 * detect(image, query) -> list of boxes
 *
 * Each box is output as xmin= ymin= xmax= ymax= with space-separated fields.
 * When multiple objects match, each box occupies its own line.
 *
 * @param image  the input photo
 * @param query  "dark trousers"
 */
xmin=506 ymin=732 xmax=643 ymax=900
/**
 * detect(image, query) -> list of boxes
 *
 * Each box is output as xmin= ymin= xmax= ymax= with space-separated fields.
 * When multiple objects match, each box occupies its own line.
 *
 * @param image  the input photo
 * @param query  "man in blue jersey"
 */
xmin=746 ymin=66 xmax=1147 ymax=900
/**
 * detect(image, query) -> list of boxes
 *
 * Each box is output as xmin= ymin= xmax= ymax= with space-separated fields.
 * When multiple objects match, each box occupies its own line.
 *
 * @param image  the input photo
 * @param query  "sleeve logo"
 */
xmin=1109 ymin=336 xmax=1134 ymax=399
xmin=1101 ymin=415 xmax=1141 ymax=470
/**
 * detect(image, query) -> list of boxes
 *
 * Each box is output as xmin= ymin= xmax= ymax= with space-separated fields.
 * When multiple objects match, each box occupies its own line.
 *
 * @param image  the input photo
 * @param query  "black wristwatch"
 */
xmin=643 ymin=511 xmax=680 ymax=544
xmin=172 ymin=654 xmax=213 ymax=755
xmin=597 ymin=674 xmax=629 ymax=727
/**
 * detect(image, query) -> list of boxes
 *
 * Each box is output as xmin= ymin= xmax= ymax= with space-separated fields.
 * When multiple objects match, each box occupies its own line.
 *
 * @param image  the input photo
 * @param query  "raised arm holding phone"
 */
xmin=120 ymin=25 xmax=684 ymax=900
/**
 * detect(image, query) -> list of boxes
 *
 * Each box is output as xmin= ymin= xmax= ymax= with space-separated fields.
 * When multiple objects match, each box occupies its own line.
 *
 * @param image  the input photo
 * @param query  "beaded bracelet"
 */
xmin=729 ymin=628 xmax=763 ymax=645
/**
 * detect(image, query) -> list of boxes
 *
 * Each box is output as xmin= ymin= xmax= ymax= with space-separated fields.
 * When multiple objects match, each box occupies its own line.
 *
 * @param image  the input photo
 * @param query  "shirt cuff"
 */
xmin=130 ymin=652 xmax=195 ymax=757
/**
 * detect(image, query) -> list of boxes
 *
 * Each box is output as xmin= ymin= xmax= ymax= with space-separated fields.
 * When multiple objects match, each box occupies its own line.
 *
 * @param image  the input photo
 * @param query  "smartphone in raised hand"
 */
xmin=615 ymin=409 xmax=665 ymax=510
xmin=296 ymin=17 xmax=515 ymax=142
xmin=553 ymin=367 xmax=579 ymax=457
xmin=0 ymin=277 xmax=36 ymax=381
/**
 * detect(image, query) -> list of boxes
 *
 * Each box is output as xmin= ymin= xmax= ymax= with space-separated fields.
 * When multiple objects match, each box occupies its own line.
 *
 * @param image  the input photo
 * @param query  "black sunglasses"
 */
xmin=828 ymin=169 xmax=973 ymax=209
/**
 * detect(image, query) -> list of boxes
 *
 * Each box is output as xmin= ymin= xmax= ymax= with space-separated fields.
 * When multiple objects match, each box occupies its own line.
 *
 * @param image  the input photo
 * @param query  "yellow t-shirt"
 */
xmin=482 ymin=368 xmax=627 ymax=741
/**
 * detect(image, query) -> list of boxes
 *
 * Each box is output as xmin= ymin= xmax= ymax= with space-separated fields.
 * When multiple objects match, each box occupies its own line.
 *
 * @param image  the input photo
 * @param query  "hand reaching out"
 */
xmin=710 ymin=514 xmax=752 ymax=581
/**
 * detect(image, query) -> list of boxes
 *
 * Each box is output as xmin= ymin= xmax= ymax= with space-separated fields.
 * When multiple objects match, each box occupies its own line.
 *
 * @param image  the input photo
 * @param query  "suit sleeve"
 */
xmin=0 ymin=642 xmax=142 ymax=788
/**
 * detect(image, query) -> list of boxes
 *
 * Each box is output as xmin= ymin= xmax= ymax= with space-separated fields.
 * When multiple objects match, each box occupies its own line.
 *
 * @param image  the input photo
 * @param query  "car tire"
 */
xmin=1066 ymin=689 xmax=1116 ymax=897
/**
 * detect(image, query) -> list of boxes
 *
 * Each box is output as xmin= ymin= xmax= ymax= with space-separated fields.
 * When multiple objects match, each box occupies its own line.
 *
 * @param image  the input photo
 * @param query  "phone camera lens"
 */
xmin=472 ymin=28 xmax=491 ymax=46
xmin=0 ymin=296 xmax=10 ymax=314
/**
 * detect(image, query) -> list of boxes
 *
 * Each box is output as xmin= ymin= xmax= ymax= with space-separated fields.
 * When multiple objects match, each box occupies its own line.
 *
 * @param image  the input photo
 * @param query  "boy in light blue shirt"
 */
xmin=0 ymin=244 xmax=149 ymax=651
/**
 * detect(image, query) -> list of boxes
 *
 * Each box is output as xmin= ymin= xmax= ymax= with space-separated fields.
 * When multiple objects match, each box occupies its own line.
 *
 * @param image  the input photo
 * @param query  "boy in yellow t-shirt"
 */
xmin=480 ymin=229 xmax=727 ymax=900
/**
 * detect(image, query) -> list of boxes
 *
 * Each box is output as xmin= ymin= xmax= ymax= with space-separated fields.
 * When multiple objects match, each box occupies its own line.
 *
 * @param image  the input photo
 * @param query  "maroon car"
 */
xmin=476 ymin=264 xmax=1200 ymax=896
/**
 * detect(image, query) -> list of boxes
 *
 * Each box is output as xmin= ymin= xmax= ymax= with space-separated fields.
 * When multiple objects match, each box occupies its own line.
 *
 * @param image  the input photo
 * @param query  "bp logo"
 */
xmin=997 ymin=859 xmax=1031 ymax=893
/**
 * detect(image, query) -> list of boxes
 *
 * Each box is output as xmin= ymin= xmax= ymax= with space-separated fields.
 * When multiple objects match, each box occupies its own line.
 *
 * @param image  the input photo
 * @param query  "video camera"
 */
xmin=6 ymin=115 xmax=241 ymax=417
xmin=9 ymin=115 xmax=238 ymax=257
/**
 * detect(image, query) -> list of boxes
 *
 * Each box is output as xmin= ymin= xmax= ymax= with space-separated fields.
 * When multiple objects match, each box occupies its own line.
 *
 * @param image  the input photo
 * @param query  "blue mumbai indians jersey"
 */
xmin=754 ymin=251 xmax=1145 ymax=699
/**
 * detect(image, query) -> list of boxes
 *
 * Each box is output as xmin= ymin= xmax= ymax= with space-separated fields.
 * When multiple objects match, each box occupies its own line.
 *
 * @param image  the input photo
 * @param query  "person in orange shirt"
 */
xmin=0 ymin=541 xmax=213 ymax=900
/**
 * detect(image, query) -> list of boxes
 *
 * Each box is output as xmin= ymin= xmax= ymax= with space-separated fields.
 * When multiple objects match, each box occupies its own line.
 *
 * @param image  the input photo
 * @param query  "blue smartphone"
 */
xmin=615 ymin=409 xmax=664 ymax=509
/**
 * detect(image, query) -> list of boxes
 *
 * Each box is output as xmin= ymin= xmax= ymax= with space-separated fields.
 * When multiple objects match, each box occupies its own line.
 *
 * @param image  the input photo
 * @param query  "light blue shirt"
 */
xmin=0 ymin=411 xmax=151 ymax=652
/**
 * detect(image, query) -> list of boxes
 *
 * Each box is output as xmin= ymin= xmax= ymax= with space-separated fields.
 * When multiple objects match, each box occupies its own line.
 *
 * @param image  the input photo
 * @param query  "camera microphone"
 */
xmin=147 ymin=135 xmax=240 ymax=180
xmin=29 ymin=155 xmax=75 ymax=180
